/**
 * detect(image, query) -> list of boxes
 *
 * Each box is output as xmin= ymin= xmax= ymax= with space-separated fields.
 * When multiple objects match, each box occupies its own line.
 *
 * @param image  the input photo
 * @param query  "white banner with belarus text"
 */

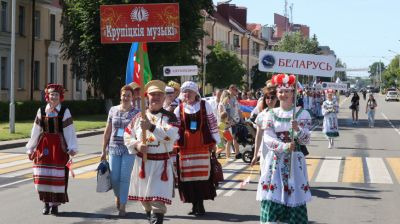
xmin=258 ymin=50 xmax=336 ymax=77
xmin=163 ymin=65 xmax=198 ymax=76
xmin=322 ymin=82 xmax=348 ymax=91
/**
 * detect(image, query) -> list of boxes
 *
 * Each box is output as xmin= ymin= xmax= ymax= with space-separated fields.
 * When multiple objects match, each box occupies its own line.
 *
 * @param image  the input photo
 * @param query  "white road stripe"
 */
xmin=0 ymin=154 xmax=100 ymax=178
xmin=315 ymin=156 xmax=342 ymax=182
xmin=366 ymin=158 xmax=392 ymax=184
xmin=72 ymin=163 xmax=99 ymax=176
xmin=216 ymin=162 xmax=248 ymax=196
xmin=0 ymin=159 xmax=30 ymax=169
xmin=381 ymin=112 xmax=400 ymax=135
xmin=0 ymin=178 xmax=33 ymax=189
xmin=0 ymin=153 xmax=24 ymax=160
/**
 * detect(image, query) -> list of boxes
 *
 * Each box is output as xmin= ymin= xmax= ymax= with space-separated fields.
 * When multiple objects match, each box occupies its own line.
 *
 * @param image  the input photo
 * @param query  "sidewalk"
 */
xmin=0 ymin=128 xmax=105 ymax=150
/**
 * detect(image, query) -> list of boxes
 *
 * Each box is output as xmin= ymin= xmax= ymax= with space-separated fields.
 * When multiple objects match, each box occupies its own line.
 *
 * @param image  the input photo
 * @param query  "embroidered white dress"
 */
xmin=124 ymin=109 xmax=179 ymax=204
xmin=322 ymin=100 xmax=339 ymax=138
xmin=256 ymin=107 xmax=312 ymax=207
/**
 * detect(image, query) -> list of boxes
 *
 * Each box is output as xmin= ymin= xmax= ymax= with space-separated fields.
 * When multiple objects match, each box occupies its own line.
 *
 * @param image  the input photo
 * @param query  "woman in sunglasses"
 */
xmin=251 ymin=83 xmax=278 ymax=172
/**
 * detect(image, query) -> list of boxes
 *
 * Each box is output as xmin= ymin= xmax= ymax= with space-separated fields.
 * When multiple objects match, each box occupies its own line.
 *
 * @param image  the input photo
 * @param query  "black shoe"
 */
xmin=235 ymin=153 xmax=242 ymax=159
xmin=146 ymin=211 xmax=151 ymax=222
xmin=188 ymin=202 xmax=197 ymax=215
xmin=42 ymin=203 xmax=50 ymax=215
xmin=50 ymin=206 xmax=59 ymax=215
xmin=195 ymin=201 xmax=205 ymax=216
xmin=151 ymin=213 xmax=164 ymax=224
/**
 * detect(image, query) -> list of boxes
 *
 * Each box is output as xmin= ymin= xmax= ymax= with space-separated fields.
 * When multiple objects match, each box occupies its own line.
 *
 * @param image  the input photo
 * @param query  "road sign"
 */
xmin=100 ymin=3 xmax=180 ymax=43
xmin=163 ymin=65 xmax=198 ymax=76
xmin=322 ymin=82 xmax=348 ymax=91
xmin=258 ymin=50 xmax=336 ymax=77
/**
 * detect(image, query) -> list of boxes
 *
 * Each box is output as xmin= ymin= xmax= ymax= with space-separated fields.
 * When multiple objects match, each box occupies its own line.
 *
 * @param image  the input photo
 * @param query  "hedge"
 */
xmin=0 ymin=99 xmax=106 ymax=121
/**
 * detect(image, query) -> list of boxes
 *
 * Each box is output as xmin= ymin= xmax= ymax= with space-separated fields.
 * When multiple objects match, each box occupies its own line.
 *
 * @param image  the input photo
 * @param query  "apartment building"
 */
xmin=0 ymin=0 xmax=87 ymax=102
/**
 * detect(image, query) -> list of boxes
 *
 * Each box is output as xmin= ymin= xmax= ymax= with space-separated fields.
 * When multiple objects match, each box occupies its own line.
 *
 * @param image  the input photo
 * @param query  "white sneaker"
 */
xmin=328 ymin=143 xmax=332 ymax=149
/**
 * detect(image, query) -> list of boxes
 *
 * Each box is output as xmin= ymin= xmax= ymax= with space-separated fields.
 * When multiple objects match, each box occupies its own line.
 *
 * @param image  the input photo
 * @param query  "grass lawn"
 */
xmin=0 ymin=114 xmax=107 ymax=141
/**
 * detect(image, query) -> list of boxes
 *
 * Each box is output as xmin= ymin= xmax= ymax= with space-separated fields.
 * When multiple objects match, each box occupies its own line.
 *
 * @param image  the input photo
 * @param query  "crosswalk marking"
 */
xmin=3 ymin=153 xmax=400 ymax=188
xmin=366 ymin=158 xmax=392 ymax=184
xmin=0 ymin=154 xmax=27 ymax=163
xmin=386 ymin=158 xmax=400 ymax=184
xmin=342 ymin=157 xmax=364 ymax=183
xmin=306 ymin=157 xmax=320 ymax=180
xmin=315 ymin=156 xmax=342 ymax=182
xmin=0 ymin=154 xmax=99 ymax=178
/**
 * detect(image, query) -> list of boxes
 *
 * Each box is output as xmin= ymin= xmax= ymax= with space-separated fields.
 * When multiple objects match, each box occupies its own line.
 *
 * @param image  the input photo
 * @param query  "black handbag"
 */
xmin=210 ymin=152 xmax=224 ymax=186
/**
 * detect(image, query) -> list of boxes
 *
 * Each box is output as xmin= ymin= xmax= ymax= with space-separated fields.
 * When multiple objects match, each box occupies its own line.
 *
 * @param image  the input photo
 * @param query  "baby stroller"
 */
xmin=235 ymin=120 xmax=256 ymax=163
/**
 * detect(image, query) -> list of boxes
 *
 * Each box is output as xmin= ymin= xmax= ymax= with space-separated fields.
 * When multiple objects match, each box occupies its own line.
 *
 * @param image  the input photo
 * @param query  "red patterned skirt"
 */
xmin=32 ymin=133 xmax=70 ymax=203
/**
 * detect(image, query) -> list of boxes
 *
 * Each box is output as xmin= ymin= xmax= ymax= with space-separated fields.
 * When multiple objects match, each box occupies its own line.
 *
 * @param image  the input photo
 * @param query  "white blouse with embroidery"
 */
xmin=26 ymin=104 xmax=78 ymax=154
xmin=173 ymin=100 xmax=221 ymax=145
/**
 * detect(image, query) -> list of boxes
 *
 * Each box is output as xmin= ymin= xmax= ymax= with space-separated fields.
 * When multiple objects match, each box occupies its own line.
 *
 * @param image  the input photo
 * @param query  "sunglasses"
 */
xmin=265 ymin=96 xmax=276 ymax=100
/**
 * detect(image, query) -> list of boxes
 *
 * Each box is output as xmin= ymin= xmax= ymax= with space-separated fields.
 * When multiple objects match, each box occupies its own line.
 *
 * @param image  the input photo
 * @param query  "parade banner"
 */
xmin=163 ymin=65 xmax=198 ymax=76
xmin=322 ymin=82 xmax=348 ymax=91
xmin=258 ymin=50 xmax=336 ymax=77
xmin=100 ymin=3 xmax=180 ymax=43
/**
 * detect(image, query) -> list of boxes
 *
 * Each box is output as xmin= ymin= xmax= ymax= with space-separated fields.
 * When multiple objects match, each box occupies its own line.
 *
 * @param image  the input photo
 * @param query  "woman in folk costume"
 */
xmin=254 ymin=74 xmax=312 ymax=224
xmin=322 ymin=89 xmax=339 ymax=148
xmin=251 ymin=84 xmax=278 ymax=173
xmin=173 ymin=81 xmax=221 ymax=216
xmin=26 ymin=84 xmax=78 ymax=215
xmin=124 ymin=80 xmax=179 ymax=224
xmin=100 ymin=85 xmax=139 ymax=216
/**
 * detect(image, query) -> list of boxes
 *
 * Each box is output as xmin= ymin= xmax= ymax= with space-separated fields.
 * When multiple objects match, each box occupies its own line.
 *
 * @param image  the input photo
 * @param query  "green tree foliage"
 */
xmin=382 ymin=55 xmax=400 ymax=88
xmin=205 ymin=42 xmax=246 ymax=88
xmin=250 ymin=64 xmax=274 ymax=90
xmin=60 ymin=0 xmax=213 ymax=98
xmin=274 ymin=32 xmax=320 ymax=83
xmin=275 ymin=33 xmax=320 ymax=54
xmin=368 ymin=61 xmax=385 ymax=78
xmin=335 ymin=58 xmax=347 ymax=81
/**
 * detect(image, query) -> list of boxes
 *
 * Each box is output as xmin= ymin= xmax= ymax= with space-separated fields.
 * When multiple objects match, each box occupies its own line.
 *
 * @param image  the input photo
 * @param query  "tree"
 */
xmin=382 ymin=55 xmax=400 ymax=88
xmin=205 ymin=42 xmax=246 ymax=88
xmin=274 ymin=32 xmax=320 ymax=84
xmin=368 ymin=61 xmax=385 ymax=86
xmin=335 ymin=58 xmax=347 ymax=82
xmin=275 ymin=32 xmax=320 ymax=54
xmin=60 ymin=0 xmax=213 ymax=99
xmin=250 ymin=64 xmax=274 ymax=90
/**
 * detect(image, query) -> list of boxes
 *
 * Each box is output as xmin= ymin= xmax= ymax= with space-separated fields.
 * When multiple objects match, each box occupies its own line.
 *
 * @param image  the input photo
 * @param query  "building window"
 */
xmin=1 ymin=1 xmax=7 ymax=32
xmin=50 ymin=62 xmax=55 ymax=83
xmin=1 ymin=57 xmax=8 ymax=90
xmin=252 ymin=42 xmax=260 ymax=56
xmin=33 ymin=61 xmax=40 ymax=90
xmin=18 ymin=6 xmax=25 ymax=35
xmin=76 ymin=77 xmax=82 ymax=92
xmin=233 ymin=34 xmax=240 ymax=48
xmin=63 ymin=64 xmax=68 ymax=90
xmin=18 ymin=59 xmax=24 ymax=89
xmin=50 ymin=14 xmax=55 ymax=41
xmin=34 ymin=10 xmax=40 ymax=38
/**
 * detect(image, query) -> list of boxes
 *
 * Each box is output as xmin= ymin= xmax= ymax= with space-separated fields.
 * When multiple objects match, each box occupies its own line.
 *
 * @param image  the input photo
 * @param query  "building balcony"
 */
xmin=37 ymin=0 xmax=54 ymax=4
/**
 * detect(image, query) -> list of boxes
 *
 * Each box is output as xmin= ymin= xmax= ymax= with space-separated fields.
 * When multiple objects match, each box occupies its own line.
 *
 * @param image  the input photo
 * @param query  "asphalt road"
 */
xmin=1 ymin=94 xmax=400 ymax=224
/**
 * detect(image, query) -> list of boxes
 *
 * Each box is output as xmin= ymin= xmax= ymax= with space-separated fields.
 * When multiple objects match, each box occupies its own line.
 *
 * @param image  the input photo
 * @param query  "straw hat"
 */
xmin=145 ymin=80 xmax=166 ymax=94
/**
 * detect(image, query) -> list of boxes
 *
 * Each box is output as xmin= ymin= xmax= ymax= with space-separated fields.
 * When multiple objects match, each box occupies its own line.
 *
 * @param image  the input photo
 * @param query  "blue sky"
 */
xmin=212 ymin=0 xmax=400 ymax=77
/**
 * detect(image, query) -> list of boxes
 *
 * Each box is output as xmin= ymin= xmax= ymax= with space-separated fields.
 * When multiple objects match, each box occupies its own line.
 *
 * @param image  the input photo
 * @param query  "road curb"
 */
xmin=0 ymin=129 xmax=104 ymax=151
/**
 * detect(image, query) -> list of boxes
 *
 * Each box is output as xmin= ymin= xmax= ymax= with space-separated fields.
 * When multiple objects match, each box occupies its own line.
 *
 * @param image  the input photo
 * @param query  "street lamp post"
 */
xmin=388 ymin=49 xmax=400 ymax=69
xmin=9 ymin=0 xmax=16 ymax=133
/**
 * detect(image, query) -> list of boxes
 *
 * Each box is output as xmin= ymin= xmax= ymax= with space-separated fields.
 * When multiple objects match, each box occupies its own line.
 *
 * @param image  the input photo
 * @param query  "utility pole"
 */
xmin=30 ymin=0 xmax=36 ymax=100
xmin=10 ymin=0 xmax=16 ymax=133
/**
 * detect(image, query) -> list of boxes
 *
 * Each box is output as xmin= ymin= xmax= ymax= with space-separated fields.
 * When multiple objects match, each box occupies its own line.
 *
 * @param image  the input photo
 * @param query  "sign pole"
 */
xmin=289 ymin=73 xmax=298 ymax=179
xmin=139 ymin=42 xmax=147 ymax=162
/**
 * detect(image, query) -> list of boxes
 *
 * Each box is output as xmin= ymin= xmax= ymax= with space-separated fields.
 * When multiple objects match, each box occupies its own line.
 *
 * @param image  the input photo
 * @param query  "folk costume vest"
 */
xmin=178 ymin=100 xmax=214 ymax=182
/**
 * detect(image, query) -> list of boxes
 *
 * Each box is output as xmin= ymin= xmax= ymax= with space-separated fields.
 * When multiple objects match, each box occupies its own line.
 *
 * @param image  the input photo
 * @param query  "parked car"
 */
xmin=385 ymin=91 xmax=399 ymax=101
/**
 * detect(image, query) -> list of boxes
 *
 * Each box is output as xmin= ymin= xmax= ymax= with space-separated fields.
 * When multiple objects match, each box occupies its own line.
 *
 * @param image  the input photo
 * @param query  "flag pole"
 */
xmin=139 ymin=42 xmax=147 ymax=162
xmin=289 ymin=73 xmax=298 ymax=179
